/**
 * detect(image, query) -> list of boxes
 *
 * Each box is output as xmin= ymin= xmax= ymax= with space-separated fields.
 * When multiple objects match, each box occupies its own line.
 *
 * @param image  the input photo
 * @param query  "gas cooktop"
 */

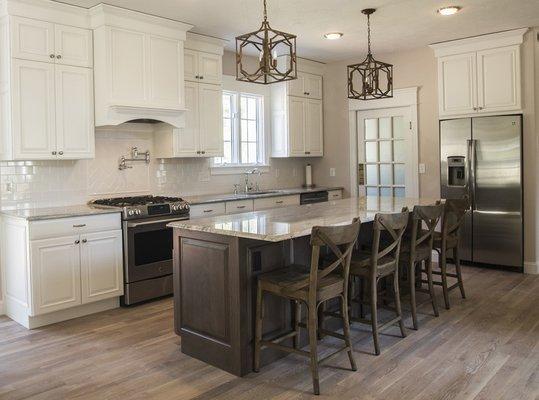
xmin=90 ymin=195 xmax=190 ymax=220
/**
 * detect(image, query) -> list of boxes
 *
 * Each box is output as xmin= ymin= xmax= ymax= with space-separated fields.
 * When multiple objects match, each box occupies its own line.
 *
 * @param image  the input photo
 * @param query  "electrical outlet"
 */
xmin=330 ymin=168 xmax=336 ymax=177
xmin=292 ymin=168 xmax=297 ymax=177
xmin=419 ymin=163 xmax=426 ymax=174
xmin=274 ymin=168 xmax=280 ymax=178
xmin=5 ymin=182 xmax=13 ymax=193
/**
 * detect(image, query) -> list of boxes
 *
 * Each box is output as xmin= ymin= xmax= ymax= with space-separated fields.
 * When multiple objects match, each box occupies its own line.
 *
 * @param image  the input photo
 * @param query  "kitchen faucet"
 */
xmin=243 ymin=168 xmax=261 ymax=193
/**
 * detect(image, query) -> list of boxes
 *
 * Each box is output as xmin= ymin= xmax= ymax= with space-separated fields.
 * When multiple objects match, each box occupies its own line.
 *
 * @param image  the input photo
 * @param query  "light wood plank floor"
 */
xmin=1 ymin=265 xmax=538 ymax=400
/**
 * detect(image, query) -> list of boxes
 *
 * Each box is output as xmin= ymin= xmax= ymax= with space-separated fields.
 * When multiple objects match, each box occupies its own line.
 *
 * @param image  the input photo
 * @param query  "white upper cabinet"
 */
xmin=198 ymin=83 xmax=223 ymax=157
xmin=11 ymin=17 xmax=92 ymax=68
xmin=154 ymin=33 xmax=226 ymax=158
xmin=271 ymin=57 xmax=325 ymax=158
xmin=431 ymin=29 xmax=526 ymax=118
xmin=54 ymin=24 xmax=93 ymax=68
xmin=91 ymin=4 xmax=193 ymax=127
xmin=1 ymin=8 xmax=95 ymax=161
xmin=11 ymin=59 xmax=57 ymax=159
xmin=288 ymin=71 xmax=322 ymax=99
xmin=476 ymin=46 xmax=520 ymax=113
xmin=55 ymin=65 xmax=94 ymax=159
xmin=438 ymin=53 xmax=477 ymax=116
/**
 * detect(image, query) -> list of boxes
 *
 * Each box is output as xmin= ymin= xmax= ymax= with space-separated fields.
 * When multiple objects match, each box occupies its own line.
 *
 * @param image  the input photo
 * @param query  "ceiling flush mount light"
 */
xmin=437 ymin=6 xmax=461 ymax=16
xmin=324 ymin=32 xmax=343 ymax=40
xmin=236 ymin=0 xmax=297 ymax=85
xmin=347 ymin=8 xmax=393 ymax=100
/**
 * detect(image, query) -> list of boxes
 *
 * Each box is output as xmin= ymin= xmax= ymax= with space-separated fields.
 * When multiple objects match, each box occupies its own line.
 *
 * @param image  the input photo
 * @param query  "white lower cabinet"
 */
xmin=225 ymin=199 xmax=254 ymax=214
xmin=253 ymin=195 xmax=300 ymax=211
xmin=2 ymin=213 xmax=123 ymax=328
xmin=30 ymin=235 xmax=82 ymax=315
xmin=80 ymin=230 xmax=123 ymax=304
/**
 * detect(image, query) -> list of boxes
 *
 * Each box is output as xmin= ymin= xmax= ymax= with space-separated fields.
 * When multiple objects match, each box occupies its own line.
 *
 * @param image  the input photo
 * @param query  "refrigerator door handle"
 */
xmin=467 ymin=139 xmax=477 ymax=211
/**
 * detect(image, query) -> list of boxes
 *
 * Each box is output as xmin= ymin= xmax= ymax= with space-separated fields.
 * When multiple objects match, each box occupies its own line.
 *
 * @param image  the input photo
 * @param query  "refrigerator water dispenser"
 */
xmin=447 ymin=156 xmax=466 ymax=186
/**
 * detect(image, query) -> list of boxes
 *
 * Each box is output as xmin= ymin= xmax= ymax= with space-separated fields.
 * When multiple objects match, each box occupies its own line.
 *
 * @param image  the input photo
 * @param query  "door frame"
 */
xmin=349 ymin=87 xmax=419 ymax=198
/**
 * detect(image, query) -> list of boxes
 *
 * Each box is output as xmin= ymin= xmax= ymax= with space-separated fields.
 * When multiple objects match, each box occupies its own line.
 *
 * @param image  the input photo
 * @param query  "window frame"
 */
xmin=211 ymin=76 xmax=271 ymax=175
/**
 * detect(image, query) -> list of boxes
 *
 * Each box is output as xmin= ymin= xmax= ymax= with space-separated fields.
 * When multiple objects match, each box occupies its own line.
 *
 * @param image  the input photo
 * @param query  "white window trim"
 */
xmin=211 ymin=75 xmax=271 ymax=175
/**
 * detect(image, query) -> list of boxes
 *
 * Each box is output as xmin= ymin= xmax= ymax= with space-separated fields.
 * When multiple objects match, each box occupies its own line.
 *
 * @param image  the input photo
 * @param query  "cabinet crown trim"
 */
xmin=430 ymin=28 xmax=528 ymax=57
xmin=185 ymin=32 xmax=227 ymax=55
xmin=89 ymin=3 xmax=193 ymax=39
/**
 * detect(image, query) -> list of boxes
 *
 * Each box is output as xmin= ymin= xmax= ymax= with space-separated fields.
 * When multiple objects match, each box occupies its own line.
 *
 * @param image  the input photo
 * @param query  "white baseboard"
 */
xmin=524 ymin=262 xmax=539 ymax=275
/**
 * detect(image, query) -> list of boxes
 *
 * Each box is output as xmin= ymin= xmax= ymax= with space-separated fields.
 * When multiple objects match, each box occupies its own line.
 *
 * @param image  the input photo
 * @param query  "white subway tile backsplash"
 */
xmin=0 ymin=124 xmax=306 ymax=210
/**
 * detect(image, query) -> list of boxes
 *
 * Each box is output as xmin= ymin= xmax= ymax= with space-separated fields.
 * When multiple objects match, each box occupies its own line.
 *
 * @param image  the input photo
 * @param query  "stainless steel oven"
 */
xmin=123 ymin=215 xmax=189 ymax=305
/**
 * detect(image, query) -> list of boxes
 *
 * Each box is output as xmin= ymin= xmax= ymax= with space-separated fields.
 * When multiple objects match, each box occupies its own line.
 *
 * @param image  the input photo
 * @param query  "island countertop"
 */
xmin=168 ymin=196 xmax=438 ymax=242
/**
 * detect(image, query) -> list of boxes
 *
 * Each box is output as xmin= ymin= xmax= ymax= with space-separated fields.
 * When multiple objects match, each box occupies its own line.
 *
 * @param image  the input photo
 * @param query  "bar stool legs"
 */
xmin=454 ymin=247 xmax=466 ymax=299
xmin=340 ymin=295 xmax=357 ymax=371
xmin=408 ymin=261 xmax=418 ymax=330
xmin=426 ymin=256 xmax=439 ymax=317
xmin=308 ymin=304 xmax=320 ymax=395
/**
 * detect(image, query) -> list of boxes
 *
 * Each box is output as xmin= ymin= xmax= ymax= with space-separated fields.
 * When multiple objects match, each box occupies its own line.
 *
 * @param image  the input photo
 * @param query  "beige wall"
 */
xmin=313 ymin=30 xmax=538 ymax=266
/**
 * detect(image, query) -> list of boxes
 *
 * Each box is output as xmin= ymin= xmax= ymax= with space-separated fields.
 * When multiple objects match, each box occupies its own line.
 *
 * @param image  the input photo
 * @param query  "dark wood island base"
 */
xmin=173 ymin=228 xmax=311 ymax=376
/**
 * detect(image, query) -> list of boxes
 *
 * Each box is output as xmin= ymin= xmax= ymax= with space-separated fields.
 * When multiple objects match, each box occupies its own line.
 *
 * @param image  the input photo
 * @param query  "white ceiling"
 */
xmin=54 ymin=0 xmax=539 ymax=62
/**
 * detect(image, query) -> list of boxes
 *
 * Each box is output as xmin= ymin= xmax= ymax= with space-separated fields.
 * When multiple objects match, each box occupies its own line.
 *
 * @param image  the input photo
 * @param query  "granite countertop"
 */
xmin=183 ymin=186 xmax=343 ymax=205
xmin=0 ymin=205 xmax=121 ymax=221
xmin=168 ymin=196 xmax=438 ymax=242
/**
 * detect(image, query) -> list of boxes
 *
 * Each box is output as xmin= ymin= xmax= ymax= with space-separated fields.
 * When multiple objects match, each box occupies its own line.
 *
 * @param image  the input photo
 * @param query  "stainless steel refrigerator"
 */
xmin=440 ymin=115 xmax=523 ymax=270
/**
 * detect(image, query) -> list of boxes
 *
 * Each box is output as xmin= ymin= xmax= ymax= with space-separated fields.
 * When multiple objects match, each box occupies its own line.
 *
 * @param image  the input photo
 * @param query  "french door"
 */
xmin=357 ymin=107 xmax=416 ymax=198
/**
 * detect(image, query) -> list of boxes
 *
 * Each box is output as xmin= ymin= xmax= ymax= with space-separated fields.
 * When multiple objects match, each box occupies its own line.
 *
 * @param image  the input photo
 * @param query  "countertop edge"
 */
xmin=0 ymin=207 xmax=122 ymax=222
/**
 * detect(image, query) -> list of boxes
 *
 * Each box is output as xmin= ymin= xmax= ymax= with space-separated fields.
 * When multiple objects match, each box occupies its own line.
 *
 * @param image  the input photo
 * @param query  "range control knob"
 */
xmin=128 ymin=209 xmax=135 ymax=216
xmin=136 ymin=209 xmax=142 ymax=215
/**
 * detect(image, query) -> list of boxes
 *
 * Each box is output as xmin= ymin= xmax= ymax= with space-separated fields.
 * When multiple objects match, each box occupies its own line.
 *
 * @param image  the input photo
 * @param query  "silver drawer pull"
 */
xmin=275 ymin=201 xmax=284 ymax=204
xmin=236 ymin=205 xmax=246 ymax=209
xmin=73 ymin=224 xmax=86 ymax=228
xmin=203 ymin=210 xmax=213 ymax=213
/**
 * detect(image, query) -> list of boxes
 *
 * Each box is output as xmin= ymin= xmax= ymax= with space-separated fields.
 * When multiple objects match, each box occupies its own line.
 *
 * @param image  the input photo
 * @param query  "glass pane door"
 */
xmin=361 ymin=114 xmax=408 ymax=197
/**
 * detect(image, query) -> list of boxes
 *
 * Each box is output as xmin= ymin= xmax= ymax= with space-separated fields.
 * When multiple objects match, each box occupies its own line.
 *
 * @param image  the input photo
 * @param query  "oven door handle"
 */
xmin=126 ymin=216 xmax=189 ymax=228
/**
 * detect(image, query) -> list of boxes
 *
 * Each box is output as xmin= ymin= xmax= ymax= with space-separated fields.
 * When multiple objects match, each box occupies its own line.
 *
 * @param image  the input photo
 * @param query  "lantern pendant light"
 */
xmin=236 ymin=0 xmax=297 ymax=84
xmin=348 ymin=8 xmax=393 ymax=100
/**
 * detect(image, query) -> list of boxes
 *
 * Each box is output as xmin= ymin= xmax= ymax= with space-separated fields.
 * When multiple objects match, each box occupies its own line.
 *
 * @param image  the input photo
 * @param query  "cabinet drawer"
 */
xmin=29 ymin=213 xmax=121 ymax=240
xmin=225 ymin=199 xmax=254 ymax=214
xmin=328 ymin=190 xmax=342 ymax=200
xmin=253 ymin=195 xmax=300 ymax=211
xmin=189 ymin=202 xmax=226 ymax=218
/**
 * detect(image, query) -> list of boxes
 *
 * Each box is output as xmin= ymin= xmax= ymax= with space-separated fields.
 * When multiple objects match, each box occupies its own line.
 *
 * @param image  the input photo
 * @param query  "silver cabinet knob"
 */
xmin=58 ymin=151 xmax=64 ymax=155
xmin=82 ymin=239 xmax=87 ymax=243
xmin=75 ymin=240 xmax=80 ymax=244
xmin=201 ymin=151 xmax=206 ymax=154
xmin=199 ymin=76 xmax=204 ymax=80
xmin=56 ymin=55 xmax=62 ymax=59
xmin=52 ymin=151 xmax=57 ymax=155
xmin=49 ymin=54 xmax=55 ymax=59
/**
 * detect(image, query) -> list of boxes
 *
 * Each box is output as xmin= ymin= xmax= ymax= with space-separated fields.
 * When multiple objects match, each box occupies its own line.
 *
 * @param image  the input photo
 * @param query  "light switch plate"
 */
xmin=419 ymin=163 xmax=426 ymax=174
xmin=330 ymin=168 xmax=336 ymax=177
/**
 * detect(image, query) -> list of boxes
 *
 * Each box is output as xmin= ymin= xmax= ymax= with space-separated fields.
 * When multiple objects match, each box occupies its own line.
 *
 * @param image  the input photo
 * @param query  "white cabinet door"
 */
xmin=109 ymin=27 xmax=146 ymax=104
xmin=148 ymin=35 xmax=184 ymax=109
xmin=11 ymin=59 xmax=56 ymax=159
xmin=55 ymin=65 xmax=94 ymax=159
xmin=477 ymin=46 xmax=520 ymax=113
xmin=287 ymin=72 xmax=305 ymax=97
xmin=304 ymin=73 xmax=323 ymax=99
xmin=305 ymin=99 xmax=323 ymax=156
xmin=198 ymin=83 xmax=223 ymax=157
xmin=184 ymin=49 xmax=199 ymax=82
xmin=30 ymin=235 xmax=81 ymax=315
xmin=288 ymin=96 xmax=306 ymax=156
xmin=80 ymin=230 xmax=123 ymax=304
xmin=55 ymin=25 xmax=93 ymax=68
xmin=198 ymin=52 xmax=222 ymax=85
xmin=438 ymin=53 xmax=477 ymax=116
xmin=11 ymin=17 xmax=55 ymax=63
xmin=174 ymin=81 xmax=199 ymax=157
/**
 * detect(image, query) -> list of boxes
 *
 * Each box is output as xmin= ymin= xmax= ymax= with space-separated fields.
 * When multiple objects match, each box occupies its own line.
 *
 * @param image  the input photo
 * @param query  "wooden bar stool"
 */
xmin=432 ymin=197 xmax=469 ymax=309
xmin=400 ymin=203 xmax=444 ymax=330
xmin=349 ymin=208 xmax=409 ymax=355
xmin=253 ymin=218 xmax=361 ymax=395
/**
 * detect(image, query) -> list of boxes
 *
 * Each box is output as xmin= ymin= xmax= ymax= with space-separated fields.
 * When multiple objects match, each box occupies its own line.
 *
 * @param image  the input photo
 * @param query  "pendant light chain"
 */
xmin=367 ymin=13 xmax=371 ymax=55
xmin=263 ymin=0 xmax=268 ymax=21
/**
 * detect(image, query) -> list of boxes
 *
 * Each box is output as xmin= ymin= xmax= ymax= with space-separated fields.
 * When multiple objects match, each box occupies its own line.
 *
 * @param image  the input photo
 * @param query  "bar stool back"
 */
xmin=400 ymin=203 xmax=444 ymax=329
xmin=349 ymin=208 xmax=409 ymax=355
xmin=254 ymin=218 xmax=361 ymax=395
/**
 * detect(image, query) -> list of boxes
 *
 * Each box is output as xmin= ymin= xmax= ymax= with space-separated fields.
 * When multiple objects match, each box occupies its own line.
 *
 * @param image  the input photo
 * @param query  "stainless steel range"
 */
xmin=90 ymin=195 xmax=190 ymax=305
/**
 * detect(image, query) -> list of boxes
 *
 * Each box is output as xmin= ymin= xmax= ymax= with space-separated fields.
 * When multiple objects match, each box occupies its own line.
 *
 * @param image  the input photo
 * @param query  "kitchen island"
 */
xmin=168 ymin=196 xmax=436 ymax=376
